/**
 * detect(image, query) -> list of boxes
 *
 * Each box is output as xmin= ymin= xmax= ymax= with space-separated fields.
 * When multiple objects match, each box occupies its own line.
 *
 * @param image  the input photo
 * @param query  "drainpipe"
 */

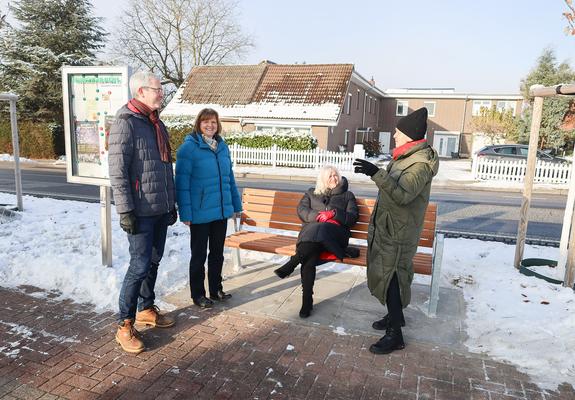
xmin=458 ymin=95 xmax=469 ymax=156
xmin=362 ymin=92 xmax=367 ymax=129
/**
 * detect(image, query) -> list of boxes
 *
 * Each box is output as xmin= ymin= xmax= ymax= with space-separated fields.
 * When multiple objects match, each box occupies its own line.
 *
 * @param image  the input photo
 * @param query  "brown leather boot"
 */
xmin=115 ymin=319 xmax=144 ymax=354
xmin=135 ymin=305 xmax=175 ymax=328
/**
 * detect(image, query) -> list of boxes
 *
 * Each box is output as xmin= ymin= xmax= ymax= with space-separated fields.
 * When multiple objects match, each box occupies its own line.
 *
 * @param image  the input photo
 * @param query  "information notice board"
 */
xmin=62 ymin=66 xmax=130 ymax=185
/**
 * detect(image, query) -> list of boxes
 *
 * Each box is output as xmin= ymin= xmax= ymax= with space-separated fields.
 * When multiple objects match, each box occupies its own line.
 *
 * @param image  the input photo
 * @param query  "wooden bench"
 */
xmin=225 ymin=188 xmax=444 ymax=316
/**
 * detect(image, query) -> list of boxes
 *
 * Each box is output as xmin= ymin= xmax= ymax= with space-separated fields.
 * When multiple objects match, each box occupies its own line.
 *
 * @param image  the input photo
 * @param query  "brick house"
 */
xmin=163 ymin=62 xmax=524 ymax=157
xmin=379 ymin=89 xmax=524 ymax=158
xmin=162 ymin=61 xmax=385 ymax=151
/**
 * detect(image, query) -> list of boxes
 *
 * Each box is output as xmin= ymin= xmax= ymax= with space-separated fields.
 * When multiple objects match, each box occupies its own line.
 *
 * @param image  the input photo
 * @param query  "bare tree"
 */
xmin=112 ymin=0 xmax=254 ymax=88
xmin=565 ymin=0 xmax=575 ymax=35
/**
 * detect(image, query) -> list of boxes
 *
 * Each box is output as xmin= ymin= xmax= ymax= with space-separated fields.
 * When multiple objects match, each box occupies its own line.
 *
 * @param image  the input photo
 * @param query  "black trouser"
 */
xmin=296 ymin=242 xmax=323 ymax=302
xmin=188 ymin=219 xmax=227 ymax=300
xmin=386 ymin=273 xmax=405 ymax=328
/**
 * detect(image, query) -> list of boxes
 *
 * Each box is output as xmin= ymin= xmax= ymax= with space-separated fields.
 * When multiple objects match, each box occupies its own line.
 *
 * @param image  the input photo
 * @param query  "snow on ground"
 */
xmin=0 ymin=154 xmax=37 ymax=164
xmin=0 ymin=192 xmax=574 ymax=389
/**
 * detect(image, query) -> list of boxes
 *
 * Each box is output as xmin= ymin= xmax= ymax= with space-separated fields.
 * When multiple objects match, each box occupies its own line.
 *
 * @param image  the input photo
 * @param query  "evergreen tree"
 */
xmin=0 ymin=0 xmax=107 ymax=121
xmin=519 ymin=48 xmax=575 ymax=150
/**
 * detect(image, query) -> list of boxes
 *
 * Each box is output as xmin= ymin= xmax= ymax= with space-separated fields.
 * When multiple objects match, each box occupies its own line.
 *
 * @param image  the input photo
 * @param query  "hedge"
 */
xmin=163 ymin=116 xmax=319 ymax=158
xmin=224 ymin=131 xmax=317 ymax=151
xmin=0 ymin=118 xmax=64 ymax=159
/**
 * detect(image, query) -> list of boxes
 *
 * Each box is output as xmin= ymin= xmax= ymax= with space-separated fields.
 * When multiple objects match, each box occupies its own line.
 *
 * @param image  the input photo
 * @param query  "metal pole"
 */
xmin=513 ymin=94 xmax=544 ymax=268
xmin=9 ymin=99 xmax=23 ymax=211
xmin=100 ymin=186 xmax=112 ymax=267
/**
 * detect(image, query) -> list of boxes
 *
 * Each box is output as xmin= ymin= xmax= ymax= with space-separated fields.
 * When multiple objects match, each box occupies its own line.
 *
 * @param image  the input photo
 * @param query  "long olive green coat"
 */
xmin=366 ymin=142 xmax=439 ymax=307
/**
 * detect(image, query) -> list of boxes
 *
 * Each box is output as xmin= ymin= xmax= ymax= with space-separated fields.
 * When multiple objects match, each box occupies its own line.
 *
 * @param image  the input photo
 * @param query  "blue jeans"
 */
xmin=118 ymin=213 xmax=169 ymax=322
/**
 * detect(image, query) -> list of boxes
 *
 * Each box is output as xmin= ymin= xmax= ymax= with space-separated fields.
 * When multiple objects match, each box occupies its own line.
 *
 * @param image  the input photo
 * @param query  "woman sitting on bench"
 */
xmin=274 ymin=165 xmax=359 ymax=318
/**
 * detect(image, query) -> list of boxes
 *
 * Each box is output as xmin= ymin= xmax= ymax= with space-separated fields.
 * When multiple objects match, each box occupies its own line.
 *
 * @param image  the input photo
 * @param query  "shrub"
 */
xmin=225 ymin=130 xmax=317 ymax=150
xmin=363 ymin=140 xmax=382 ymax=157
xmin=0 ymin=118 xmax=64 ymax=159
xmin=163 ymin=116 xmax=194 ymax=160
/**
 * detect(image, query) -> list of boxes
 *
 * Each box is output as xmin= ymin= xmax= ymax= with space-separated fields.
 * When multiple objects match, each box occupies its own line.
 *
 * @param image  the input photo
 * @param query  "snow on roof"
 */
xmin=163 ymin=63 xmax=354 ymax=122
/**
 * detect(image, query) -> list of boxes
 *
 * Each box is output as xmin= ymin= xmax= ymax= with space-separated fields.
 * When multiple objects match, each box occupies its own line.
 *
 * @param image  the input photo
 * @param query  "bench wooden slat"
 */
xmin=225 ymin=231 xmax=432 ymax=275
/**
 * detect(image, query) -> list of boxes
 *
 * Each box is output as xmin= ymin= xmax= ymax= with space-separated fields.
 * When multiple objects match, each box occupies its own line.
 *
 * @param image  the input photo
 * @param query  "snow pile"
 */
xmin=0 ymin=153 xmax=37 ymax=163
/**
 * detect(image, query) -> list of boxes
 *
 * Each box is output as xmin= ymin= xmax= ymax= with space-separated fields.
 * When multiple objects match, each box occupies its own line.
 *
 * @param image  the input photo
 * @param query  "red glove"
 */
xmin=316 ymin=210 xmax=335 ymax=222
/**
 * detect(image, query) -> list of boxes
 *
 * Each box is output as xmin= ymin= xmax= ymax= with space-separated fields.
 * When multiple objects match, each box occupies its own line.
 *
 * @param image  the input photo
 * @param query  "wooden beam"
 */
xmin=529 ymin=83 xmax=575 ymax=97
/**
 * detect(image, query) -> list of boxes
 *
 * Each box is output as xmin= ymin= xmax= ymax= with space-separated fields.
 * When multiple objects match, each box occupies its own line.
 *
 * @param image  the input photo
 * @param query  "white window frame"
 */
xmin=472 ymin=100 xmax=492 ymax=116
xmin=423 ymin=101 xmax=436 ymax=117
xmin=396 ymin=100 xmax=408 ymax=116
xmin=496 ymin=100 xmax=516 ymax=116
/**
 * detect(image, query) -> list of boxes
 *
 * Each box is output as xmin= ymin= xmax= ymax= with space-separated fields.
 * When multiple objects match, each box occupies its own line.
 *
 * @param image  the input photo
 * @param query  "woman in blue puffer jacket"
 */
xmin=175 ymin=108 xmax=242 ymax=309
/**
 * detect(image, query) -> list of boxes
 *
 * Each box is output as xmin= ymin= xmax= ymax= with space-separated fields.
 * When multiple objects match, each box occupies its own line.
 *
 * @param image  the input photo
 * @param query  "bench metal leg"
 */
xmin=428 ymin=233 xmax=444 ymax=317
xmin=232 ymin=248 xmax=242 ymax=271
xmin=231 ymin=216 xmax=242 ymax=272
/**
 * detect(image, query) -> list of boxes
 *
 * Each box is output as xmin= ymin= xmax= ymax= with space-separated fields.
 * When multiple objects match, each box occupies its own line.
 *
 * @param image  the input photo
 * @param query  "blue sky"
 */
xmin=3 ymin=0 xmax=573 ymax=93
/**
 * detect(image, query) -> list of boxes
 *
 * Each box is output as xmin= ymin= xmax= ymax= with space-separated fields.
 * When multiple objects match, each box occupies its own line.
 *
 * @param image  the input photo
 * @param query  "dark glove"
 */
xmin=353 ymin=159 xmax=379 ymax=177
xmin=167 ymin=208 xmax=178 ymax=226
xmin=119 ymin=211 xmax=137 ymax=235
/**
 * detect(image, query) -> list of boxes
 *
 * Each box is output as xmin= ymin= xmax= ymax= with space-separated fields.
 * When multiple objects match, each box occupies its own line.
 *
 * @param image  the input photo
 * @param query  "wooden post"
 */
xmin=513 ymin=94 xmax=544 ymax=269
xmin=557 ymin=141 xmax=575 ymax=281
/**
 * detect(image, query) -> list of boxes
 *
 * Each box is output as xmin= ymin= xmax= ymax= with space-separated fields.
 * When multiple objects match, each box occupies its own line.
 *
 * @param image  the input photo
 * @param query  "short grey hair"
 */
xmin=314 ymin=165 xmax=341 ymax=195
xmin=129 ymin=71 xmax=160 ymax=99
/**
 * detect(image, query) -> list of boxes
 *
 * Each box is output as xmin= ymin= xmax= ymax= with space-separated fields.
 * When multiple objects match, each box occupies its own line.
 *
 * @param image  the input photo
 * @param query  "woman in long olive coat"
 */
xmin=354 ymin=107 xmax=438 ymax=355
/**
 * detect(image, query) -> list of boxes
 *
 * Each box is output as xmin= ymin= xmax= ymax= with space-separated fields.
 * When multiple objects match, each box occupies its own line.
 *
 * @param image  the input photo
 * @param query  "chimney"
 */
xmin=369 ymin=76 xmax=375 ymax=86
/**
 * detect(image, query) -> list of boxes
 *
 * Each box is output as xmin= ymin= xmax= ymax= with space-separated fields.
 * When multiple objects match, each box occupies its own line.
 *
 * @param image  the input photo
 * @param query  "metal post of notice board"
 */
xmin=101 ymin=186 xmax=112 ymax=267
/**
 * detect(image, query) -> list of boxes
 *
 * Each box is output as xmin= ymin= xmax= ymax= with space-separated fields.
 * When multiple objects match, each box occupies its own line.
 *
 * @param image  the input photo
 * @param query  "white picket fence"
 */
xmin=230 ymin=143 xmax=366 ymax=171
xmin=472 ymin=156 xmax=571 ymax=184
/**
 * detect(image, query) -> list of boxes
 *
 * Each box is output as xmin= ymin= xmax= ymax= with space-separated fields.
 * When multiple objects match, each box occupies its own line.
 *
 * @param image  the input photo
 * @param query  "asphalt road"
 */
xmin=0 ymin=164 xmax=567 ymax=242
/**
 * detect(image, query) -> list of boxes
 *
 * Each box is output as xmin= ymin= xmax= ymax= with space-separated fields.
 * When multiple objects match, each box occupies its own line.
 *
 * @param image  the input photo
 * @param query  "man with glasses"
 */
xmin=108 ymin=71 xmax=177 ymax=353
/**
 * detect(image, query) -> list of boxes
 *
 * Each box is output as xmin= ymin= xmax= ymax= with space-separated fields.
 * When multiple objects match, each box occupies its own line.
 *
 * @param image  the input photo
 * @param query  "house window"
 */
xmin=423 ymin=101 xmax=436 ymax=117
xmin=356 ymin=90 xmax=360 ymax=110
xmin=368 ymin=97 xmax=372 ymax=113
xmin=344 ymin=129 xmax=349 ymax=145
xmin=396 ymin=100 xmax=408 ymax=116
xmin=496 ymin=100 xmax=516 ymax=116
xmin=345 ymin=93 xmax=352 ymax=115
xmin=472 ymin=100 xmax=492 ymax=116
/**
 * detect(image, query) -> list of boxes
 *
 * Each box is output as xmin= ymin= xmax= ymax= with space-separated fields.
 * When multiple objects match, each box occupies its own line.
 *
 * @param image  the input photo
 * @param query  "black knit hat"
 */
xmin=396 ymin=107 xmax=428 ymax=141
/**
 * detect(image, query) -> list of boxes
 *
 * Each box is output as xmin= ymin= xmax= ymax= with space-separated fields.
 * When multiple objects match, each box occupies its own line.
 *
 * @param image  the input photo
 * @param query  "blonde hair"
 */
xmin=314 ymin=165 xmax=341 ymax=195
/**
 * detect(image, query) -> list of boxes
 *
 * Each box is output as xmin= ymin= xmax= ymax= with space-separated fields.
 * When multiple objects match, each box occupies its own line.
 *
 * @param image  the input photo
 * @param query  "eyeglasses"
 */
xmin=142 ymin=86 xmax=163 ymax=94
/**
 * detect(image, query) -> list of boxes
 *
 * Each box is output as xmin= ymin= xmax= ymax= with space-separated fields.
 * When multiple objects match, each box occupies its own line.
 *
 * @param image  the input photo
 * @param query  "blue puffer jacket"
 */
xmin=175 ymin=133 xmax=241 ymax=224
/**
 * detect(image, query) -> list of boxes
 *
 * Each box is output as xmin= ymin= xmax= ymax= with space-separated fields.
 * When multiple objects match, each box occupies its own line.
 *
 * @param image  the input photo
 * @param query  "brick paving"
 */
xmin=1 ymin=286 xmax=574 ymax=400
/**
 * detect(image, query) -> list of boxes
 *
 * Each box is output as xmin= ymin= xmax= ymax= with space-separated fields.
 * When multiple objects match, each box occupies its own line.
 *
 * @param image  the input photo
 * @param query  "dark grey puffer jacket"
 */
xmin=108 ymin=105 xmax=175 ymax=217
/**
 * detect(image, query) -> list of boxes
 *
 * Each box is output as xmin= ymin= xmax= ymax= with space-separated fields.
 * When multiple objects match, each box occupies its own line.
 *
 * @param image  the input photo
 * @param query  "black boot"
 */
xmin=299 ymin=292 xmax=313 ymax=318
xmin=274 ymin=255 xmax=299 ymax=279
xmin=369 ymin=327 xmax=405 ymax=355
xmin=372 ymin=314 xmax=406 ymax=330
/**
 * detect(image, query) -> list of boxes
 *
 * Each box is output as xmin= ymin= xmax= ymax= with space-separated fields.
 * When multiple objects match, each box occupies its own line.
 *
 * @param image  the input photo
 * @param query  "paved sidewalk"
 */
xmin=1 ymin=283 xmax=574 ymax=399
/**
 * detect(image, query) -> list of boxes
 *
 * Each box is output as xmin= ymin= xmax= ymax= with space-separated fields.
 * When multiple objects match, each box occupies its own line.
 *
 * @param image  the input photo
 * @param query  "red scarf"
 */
xmin=392 ymin=139 xmax=427 ymax=160
xmin=127 ymin=99 xmax=172 ymax=163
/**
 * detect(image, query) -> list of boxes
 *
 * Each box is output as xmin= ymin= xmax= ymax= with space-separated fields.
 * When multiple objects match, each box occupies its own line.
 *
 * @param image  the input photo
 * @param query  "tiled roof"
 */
xmin=179 ymin=64 xmax=267 ymax=106
xmin=163 ymin=63 xmax=355 ymax=121
xmin=253 ymin=64 xmax=353 ymax=106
